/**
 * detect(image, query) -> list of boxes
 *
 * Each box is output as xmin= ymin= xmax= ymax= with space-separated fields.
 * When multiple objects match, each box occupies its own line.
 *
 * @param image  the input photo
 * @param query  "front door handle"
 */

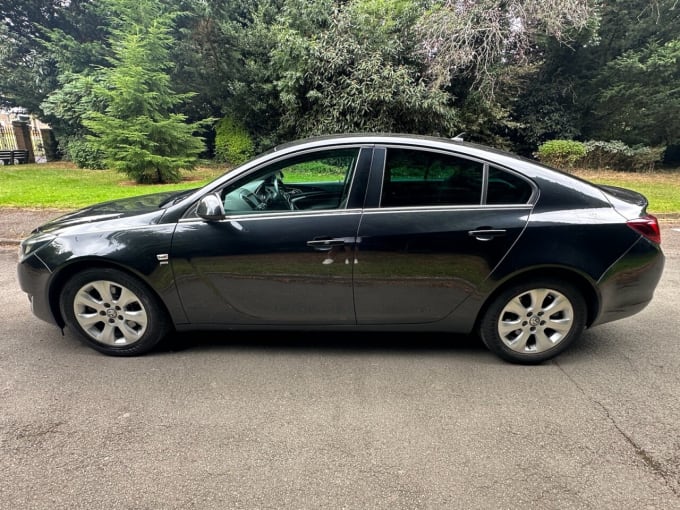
xmin=468 ymin=229 xmax=507 ymax=242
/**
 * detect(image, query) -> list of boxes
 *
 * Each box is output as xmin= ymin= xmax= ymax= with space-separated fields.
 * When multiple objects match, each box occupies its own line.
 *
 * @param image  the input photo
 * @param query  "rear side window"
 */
xmin=487 ymin=166 xmax=533 ymax=204
xmin=381 ymin=148 xmax=483 ymax=207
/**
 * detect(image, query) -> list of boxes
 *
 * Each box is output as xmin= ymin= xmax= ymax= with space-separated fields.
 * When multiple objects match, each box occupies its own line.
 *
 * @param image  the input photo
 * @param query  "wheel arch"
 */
xmin=474 ymin=267 xmax=601 ymax=333
xmin=48 ymin=259 xmax=171 ymax=329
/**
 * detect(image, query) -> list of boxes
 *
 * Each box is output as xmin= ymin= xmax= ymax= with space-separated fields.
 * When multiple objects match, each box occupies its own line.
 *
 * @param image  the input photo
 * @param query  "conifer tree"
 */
xmin=84 ymin=0 xmax=206 ymax=183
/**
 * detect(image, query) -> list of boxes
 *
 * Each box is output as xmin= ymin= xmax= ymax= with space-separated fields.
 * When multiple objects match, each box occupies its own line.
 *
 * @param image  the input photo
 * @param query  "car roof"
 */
xmin=270 ymin=134 xmax=554 ymax=177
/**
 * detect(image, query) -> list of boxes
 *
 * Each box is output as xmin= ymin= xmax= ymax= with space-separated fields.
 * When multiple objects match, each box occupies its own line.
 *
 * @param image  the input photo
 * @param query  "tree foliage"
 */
xmin=83 ymin=0 xmax=208 ymax=183
xmin=510 ymin=0 xmax=680 ymax=150
xmin=417 ymin=0 xmax=593 ymax=93
xmin=273 ymin=0 xmax=457 ymax=138
xmin=0 ymin=0 xmax=107 ymax=111
xmin=215 ymin=116 xmax=255 ymax=165
xmin=593 ymin=40 xmax=680 ymax=146
xmin=2 ymin=0 xmax=679 ymax=164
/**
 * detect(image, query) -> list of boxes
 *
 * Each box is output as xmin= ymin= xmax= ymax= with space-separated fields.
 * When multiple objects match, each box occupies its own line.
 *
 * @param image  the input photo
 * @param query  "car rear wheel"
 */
xmin=479 ymin=279 xmax=586 ymax=364
xmin=60 ymin=268 xmax=170 ymax=356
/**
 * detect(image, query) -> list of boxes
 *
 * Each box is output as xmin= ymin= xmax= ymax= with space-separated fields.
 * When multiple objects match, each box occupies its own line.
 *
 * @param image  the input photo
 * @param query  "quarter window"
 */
xmin=487 ymin=166 xmax=533 ymax=204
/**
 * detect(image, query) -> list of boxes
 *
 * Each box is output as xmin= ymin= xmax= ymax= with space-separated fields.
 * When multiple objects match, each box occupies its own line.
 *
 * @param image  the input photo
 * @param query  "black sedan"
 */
xmin=17 ymin=135 xmax=665 ymax=363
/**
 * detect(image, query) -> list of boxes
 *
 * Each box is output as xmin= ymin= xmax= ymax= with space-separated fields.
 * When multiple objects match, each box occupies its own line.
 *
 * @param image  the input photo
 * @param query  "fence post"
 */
xmin=12 ymin=120 xmax=35 ymax=163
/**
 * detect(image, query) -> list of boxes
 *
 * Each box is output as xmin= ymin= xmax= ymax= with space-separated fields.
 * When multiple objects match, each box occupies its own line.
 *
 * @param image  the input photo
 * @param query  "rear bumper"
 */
xmin=593 ymin=238 xmax=665 ymax=326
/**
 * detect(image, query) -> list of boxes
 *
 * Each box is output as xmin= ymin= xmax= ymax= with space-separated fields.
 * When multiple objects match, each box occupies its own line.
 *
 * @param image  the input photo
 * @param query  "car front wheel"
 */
xmin=479 ymin=279 xmax=586 ymax=364
xmin=60 ymin=268 xmax=170 ymax=356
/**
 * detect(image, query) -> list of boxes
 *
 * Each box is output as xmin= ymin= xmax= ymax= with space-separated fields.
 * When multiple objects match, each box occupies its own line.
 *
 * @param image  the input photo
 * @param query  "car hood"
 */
xmin=33 ymin=191 xmax=186 ymax=234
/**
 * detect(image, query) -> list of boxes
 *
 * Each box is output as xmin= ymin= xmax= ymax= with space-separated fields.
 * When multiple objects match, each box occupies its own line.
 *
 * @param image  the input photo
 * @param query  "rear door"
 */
xmin=353 ymin=146 xmax=534 ymax=324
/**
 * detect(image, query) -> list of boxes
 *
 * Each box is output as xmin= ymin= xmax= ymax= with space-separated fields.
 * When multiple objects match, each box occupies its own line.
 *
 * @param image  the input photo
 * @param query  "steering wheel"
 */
xmin=240 ymin=190 xmax=264 ymax=210
xmin=275 ymin=177 xmax=296 ymax=210
xmin=263 ymin=174 xmax=294 ymax=211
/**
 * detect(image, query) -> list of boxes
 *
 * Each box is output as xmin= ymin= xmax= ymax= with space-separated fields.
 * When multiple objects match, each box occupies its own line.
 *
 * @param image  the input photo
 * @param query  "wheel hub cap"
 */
xmin=72 ymin=280 xmax=148 ymax=347
xmin=497 ymin=287 xmax=575 ymax=354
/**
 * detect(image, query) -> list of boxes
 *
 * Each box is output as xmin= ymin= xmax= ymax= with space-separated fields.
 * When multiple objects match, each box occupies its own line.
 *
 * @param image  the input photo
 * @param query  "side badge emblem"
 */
xmin=156 ymin=253 xmax=169 ymax=266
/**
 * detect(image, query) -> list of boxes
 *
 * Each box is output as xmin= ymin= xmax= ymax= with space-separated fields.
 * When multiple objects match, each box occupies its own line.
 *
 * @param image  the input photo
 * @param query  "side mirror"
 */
xmin=196 ymin=194 xmax=225 ymax=221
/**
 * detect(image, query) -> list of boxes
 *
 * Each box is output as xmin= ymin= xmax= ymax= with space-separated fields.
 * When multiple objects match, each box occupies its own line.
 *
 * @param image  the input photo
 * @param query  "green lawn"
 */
xmin=573 ymin=169 xmax=680 ymax=215
xmin=0 ymin=162 xmax=225 ymax=208
xmin=1 ymin=162 xmax=679 ymax=213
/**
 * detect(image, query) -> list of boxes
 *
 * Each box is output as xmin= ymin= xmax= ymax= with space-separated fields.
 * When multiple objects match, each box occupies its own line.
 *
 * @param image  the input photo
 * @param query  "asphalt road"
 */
xmin=2 ymin=228 xmax=679 ymax=509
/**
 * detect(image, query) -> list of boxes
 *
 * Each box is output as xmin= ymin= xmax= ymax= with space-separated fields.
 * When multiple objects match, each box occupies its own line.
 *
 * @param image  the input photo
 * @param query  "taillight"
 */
xmin=627 ymin=215 xmax=661 ymax=244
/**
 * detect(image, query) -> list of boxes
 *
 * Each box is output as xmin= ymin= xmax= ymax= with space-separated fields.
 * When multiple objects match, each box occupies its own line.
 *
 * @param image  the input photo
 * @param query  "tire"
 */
xmin=479 ymin=279 xmax=586 ymax=364
xmin=60 ymin=268 xmax=170 ymax=356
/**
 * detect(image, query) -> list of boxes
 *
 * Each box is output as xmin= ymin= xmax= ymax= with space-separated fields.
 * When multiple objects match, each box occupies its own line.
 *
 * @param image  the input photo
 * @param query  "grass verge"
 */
xmin=572 ymin=169 xmax=680 ymax=215
xmin=0 ymin=162 xmax=225 ymax=209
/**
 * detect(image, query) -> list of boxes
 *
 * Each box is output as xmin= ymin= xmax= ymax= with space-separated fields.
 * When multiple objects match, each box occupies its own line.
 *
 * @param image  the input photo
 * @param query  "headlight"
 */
xmin=19 ymin=233 xmax=56 ymax=260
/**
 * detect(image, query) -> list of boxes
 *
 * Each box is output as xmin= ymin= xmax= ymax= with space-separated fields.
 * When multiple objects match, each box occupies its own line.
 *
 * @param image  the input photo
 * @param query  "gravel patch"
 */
xmin=0 ymin=208 xmax=70 ymax=244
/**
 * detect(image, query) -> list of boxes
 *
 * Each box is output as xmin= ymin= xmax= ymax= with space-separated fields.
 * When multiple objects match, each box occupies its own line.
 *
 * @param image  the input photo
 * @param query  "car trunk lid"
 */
xmin=598 ymin=185 xmax=661 ymax=244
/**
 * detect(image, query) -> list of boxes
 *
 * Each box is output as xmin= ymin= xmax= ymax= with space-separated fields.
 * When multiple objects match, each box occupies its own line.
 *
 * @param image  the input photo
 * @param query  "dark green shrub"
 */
xmin=215 ymin=117 xmax=255 ymax=166
xmin=536 ymin=140 xmax=586 ymax=169
xmin=64 ymin=138 xmax=107 ymax=169
xmin=582 ymin=140 xmax=665 ymax=171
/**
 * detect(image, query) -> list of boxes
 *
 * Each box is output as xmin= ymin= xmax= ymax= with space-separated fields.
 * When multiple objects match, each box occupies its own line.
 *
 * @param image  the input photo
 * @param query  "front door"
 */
xmin=171 ymin=146 xmax=371 ymax=325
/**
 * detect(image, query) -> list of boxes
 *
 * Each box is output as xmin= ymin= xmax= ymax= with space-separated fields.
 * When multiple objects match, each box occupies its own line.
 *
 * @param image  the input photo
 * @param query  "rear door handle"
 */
xmin=306 ymin=237 xmax=347 ymax=250
xmin=468 ymin=229 xmax=507 ymax=242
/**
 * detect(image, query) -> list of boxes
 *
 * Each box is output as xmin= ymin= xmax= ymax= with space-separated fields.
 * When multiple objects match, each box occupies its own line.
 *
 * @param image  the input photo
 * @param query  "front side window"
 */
xmin=381 ymin=148 xmax=483 ymax=207
xmin=221 ymin=148 xmax=359 ymax=213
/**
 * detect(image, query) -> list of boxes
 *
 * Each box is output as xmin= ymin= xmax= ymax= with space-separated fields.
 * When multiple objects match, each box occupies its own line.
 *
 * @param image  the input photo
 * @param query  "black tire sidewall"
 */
xmin=480 ymin=279 xmax=586 ymax=364
xmin=60 ymin=268 xmax=169 ymax=356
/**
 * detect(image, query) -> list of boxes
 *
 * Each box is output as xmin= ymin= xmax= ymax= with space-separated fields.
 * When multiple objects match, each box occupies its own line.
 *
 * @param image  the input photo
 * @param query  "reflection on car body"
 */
xmin=17 ymin=134 xmax=664 ymax=363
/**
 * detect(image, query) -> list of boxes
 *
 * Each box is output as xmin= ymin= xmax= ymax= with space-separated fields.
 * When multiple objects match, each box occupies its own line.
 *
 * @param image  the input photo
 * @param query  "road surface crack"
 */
xmin=553 ymin=360 xmax=679 ymax=499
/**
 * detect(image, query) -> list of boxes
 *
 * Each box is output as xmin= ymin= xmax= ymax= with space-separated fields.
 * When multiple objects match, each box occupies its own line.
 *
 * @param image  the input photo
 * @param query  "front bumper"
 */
xmin=17 ymin=253 xmax=58 ymax=326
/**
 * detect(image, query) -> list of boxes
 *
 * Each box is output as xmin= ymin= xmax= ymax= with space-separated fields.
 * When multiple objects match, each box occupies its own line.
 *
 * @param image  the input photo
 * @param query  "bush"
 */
xmin=581 ymin=140 xmax=665 ymax=172
xmin=215 ymin=117 xmax=255 ymax=166
xmin=64 ymin=138 xmax=106 ymax=169
xmin=536 ymin=140 xmax=586 ymax=169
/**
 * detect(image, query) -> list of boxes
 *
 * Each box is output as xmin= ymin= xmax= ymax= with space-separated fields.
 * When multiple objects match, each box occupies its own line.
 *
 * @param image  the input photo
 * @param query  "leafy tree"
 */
xmin=511 ymin=0 xmax=680 ymax=150
xmin=83 ymin=0 xmax=208 ymax=183
xmin=412 ymin=0 xmax=595 ymax=146
xmin=416 ymin=0 xmax=593 ymax=96
xmin=221 ymin=0 xmax=290 ymax=150
xmin=272 ymin=0 xmax=457 ymax=139
xmin=166 ymin=0 xmax=252 ymax=123
xmin=593 ymin=40 xmax=680 ymax=146
xmin=581 ymin=1 xmax=680 ymax=146
xmin=0 ymin=0 xmax=107 ymax=112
